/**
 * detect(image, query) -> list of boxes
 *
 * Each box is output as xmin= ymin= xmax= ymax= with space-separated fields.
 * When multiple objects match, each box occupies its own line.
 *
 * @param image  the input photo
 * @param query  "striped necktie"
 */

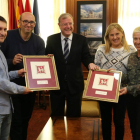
xmin=64 ymin=38 xmax=69 ymax=63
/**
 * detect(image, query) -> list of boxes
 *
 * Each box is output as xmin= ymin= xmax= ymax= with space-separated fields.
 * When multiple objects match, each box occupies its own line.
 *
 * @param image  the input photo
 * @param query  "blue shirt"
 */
xmin=0 ymin=48 xmax=25 ymax=114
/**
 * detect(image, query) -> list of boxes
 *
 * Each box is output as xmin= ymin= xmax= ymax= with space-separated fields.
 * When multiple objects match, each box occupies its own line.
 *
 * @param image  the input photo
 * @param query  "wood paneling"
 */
xmin=66 ymin=0 xmax=118 ymax=33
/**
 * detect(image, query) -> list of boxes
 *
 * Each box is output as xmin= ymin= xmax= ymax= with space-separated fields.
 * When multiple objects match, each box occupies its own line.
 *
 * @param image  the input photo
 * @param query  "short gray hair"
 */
xmin=133 ymin=26 xmax=140 ymax=37
xmin=58 ymin=13 xmax=74 ymax=24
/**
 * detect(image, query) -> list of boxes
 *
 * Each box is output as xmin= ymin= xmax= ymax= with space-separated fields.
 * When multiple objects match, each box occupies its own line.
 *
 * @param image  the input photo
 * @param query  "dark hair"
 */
xmin=0 ymin=16 xmax=7 ymax=24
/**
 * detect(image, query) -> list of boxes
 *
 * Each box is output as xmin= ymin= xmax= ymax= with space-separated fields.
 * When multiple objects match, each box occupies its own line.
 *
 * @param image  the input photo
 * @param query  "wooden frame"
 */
xmin=83 ymin=69 xmax=122 ymax=103
xmin=77 ymin=1 xmax=106 ymax=44
xmin=23 ymin=55 xmax=60 ymax=91
xmin=66 ymin=0 xmax=118 ymax=33
xmin=77 ymin=1 xmax=106 ymax=71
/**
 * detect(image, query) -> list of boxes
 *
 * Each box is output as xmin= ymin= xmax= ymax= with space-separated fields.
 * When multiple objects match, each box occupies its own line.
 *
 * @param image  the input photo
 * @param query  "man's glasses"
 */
xmin=21 ymin=20 xmax=35 ymax=25
xmin=60 ymin=23 xmax=74 ymax=26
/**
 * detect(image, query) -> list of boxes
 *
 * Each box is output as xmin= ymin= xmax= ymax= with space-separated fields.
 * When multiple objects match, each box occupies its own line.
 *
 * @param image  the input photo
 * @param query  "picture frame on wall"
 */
xmin=88 ymin=41 xmax=102 ymax=60
xmin=77 ymin=1 xmax=106 ymax=44
xmin=80 ymin=4 xmax=103 ymax=20
xmin=80 ymin=23 xmax=102 ymax=38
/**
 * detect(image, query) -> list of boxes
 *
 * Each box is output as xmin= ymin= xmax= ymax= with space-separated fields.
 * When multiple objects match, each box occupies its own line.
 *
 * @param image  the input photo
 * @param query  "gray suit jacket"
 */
xmin=0 ymin=49 xmax=25 ymax=114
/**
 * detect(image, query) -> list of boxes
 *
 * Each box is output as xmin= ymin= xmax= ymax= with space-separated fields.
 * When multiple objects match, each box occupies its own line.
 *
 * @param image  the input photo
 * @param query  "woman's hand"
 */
xmin=119 ymin=87 xmax=127 ymax=96
xmin=107 ymin=68 xmax=116 ymax=72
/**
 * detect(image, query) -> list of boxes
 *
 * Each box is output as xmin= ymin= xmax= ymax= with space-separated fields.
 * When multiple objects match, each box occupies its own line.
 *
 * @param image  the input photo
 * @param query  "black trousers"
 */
xmin=127 ymin=94 xmax=140 ymax=140
xmin=50 ymin=82 xmax=83 ymax=117
xmin=99 ymin=95 xmax=126 ymax=140
xmin=10 ymin=92 xmax=36 ymax=140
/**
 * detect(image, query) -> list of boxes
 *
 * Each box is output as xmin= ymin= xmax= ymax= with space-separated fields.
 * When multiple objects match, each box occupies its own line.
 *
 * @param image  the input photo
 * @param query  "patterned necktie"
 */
xmin=64 ymin=38 xmax=69 ymax=63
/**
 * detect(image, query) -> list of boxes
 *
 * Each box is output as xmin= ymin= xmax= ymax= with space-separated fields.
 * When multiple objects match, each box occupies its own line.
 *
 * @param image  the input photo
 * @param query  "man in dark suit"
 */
xmin=45 ymin=13 xmax=99 ymax=117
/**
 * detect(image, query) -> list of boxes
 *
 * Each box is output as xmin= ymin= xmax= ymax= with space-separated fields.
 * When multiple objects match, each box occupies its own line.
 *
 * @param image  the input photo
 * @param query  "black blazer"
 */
xmin=45 ymin=33 xmax=93 ymax=94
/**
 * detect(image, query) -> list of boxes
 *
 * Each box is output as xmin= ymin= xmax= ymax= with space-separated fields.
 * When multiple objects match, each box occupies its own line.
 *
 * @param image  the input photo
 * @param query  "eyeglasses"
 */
xmin=21 ymin=20 xmax=35 ymax=25
xmin=60 ymin=23 xmax=74 ymax=26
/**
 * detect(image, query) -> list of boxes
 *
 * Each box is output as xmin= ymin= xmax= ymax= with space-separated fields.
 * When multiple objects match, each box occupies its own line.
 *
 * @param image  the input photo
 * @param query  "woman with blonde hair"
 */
xmin=94 ymin=23 xmax=136 ymax=140
xmin=120 ymin=26 xmax=140 ymax=140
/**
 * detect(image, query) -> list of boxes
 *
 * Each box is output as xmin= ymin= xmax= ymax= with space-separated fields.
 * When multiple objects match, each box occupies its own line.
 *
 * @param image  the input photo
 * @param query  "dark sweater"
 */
xmin=1 ymin=29 xmax=45 ymax=86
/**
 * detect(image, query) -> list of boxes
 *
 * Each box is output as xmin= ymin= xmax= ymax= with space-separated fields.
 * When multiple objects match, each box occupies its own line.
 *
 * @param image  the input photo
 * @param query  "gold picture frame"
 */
xmin=23 ymin=55 xmax=60 ymax=91
xmin=83 ymin=69 xmax=122 ymax=103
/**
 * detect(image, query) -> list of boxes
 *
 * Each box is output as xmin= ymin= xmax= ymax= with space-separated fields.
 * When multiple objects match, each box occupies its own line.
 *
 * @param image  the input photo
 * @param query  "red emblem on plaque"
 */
xmin=36 ymin=66 xmax=45 ymax=74
xmin=99 ymin=78 xmax=108 ymax=86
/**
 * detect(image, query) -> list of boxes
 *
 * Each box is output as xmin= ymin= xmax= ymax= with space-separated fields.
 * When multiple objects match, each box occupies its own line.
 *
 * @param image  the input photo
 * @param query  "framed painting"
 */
xmin=80 ymin=23 xmax=102 ymax=38
xmin=88 ymin=41 xmax=102 ymax=60
xmin=77 ymin=1 xmax=106 ymax=43
xmin=80 ymin=4 xmax=103 ymax=20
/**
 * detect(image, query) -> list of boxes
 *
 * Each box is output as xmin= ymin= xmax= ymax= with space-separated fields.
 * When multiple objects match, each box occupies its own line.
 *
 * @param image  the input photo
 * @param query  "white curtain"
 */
xmin=118 ymin=0 xmax=140 ymax=46
xmin=38 ymin=0 xmax=66 ymax=45
xmin=0 ymin=0 xmax=9 ymax=28
xmin=0 ymin=0 xmax=66 ymax=45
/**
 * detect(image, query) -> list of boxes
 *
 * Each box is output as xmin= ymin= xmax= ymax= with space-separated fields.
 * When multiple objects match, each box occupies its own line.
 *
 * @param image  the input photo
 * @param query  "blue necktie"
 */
xmin=64 ymin=38 xmax=69 ymax=63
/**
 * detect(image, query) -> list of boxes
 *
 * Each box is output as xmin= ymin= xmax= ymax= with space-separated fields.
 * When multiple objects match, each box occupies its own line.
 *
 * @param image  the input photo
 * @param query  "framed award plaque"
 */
xmin=23 ymin=55 xmax=60 ymax=91
xmin=83 ymin=69 xmax=122 ymax=103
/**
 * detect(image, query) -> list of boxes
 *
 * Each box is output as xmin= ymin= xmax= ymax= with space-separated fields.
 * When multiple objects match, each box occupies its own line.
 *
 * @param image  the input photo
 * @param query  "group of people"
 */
xmin=0 ymin=11 xmax=139 ymax=140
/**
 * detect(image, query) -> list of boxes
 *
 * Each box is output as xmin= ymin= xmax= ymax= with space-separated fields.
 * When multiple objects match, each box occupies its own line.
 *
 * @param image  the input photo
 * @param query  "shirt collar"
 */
xmin=61 ymin=33 xmax=73 ymax=41
xmin=110 ymin=47 xmax=124 ymax=51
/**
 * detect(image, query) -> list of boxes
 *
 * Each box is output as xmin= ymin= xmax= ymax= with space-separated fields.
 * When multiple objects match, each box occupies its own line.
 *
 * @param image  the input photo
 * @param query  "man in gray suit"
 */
xmin=0 ymin=16 xmax=32 ymax=140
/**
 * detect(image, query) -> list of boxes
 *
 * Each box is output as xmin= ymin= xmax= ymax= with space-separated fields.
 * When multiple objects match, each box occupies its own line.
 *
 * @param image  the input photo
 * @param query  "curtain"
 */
xmin=0 ymin=0 xmax=9 ymax=27
xmin=38 ymin=0 xmax=66 ymax=45
xmin=118 ymin=0 xmax=140 ymax=46
xmin=0 ymin=0 xmax=65 ymax=45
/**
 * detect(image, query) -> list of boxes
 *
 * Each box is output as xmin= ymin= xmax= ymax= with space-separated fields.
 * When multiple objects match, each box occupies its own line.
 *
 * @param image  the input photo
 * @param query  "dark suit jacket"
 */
xmin=45 ymin=33 xmax=93 ymax=94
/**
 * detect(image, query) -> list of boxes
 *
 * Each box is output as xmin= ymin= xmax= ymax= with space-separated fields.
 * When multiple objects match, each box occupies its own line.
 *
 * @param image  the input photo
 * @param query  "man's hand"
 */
xmin=119 ymin=87 xmax=127 ymax=96
xmin=18 ymin=69 xmax=26 ymax=77
xmin=88 ymin=63 xmax=99 ymax=70
xmin=23 ymin=87 xmax=33 ymax=94
xmin=47 ymin=54 xmax=53 ymax=57
xmin=13 ymin=53 xmax=23 ymax=65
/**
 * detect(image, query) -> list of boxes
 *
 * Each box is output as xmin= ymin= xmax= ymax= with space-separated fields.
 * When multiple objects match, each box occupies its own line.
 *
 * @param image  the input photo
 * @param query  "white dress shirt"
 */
xmin=61 ymin=33 xmax=73 ymax=54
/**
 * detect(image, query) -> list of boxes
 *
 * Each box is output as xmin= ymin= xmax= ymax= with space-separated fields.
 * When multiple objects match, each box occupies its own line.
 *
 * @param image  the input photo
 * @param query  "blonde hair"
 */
xmin=133 ymin=26 xmax=140 ymax=37
xmin=104 ymin=23 xmax=129 ymax=54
